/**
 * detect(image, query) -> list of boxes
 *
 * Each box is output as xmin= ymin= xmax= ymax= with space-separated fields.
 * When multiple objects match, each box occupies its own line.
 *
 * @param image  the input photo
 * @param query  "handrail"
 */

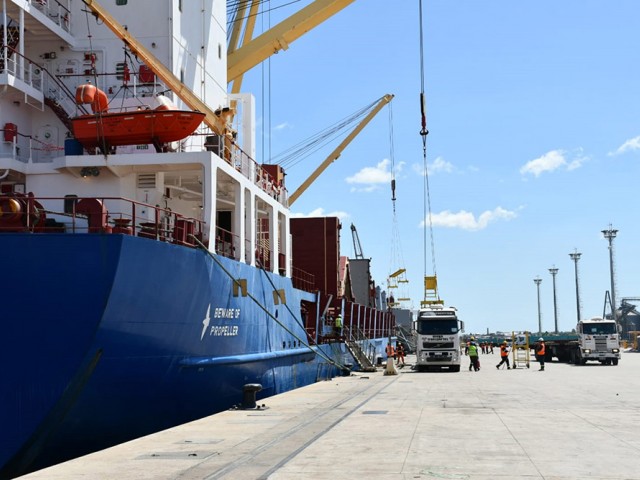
xmin=0 ymin=194 xmax=205 ymax=248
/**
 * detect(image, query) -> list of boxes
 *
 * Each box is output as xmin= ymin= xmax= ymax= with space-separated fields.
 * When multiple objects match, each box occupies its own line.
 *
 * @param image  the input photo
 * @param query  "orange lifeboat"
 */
xmin=70 ymin=85 xmax=205 ymax=150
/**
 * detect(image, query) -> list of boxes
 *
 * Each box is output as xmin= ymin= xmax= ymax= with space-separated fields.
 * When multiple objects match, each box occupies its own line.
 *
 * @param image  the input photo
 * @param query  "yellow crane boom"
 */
xmin=289 ymin=94 xmax=394 ymax=206
xmin=227 ymin=0 xmax=356 ymax=84
xmin=81 ymin=0 xmax=226 ymax=135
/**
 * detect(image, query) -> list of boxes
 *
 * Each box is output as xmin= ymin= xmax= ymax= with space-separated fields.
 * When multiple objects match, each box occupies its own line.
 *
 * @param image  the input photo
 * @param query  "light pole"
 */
xmin=549 ymin=267 xmax=559 ymax=333
xmin=602 ymin=225 xmax=618 ymax=319
xmin=569 ymin=250 xmax=582 ymax=323
xmin=534 ymin=277 xmax=542 ymax=334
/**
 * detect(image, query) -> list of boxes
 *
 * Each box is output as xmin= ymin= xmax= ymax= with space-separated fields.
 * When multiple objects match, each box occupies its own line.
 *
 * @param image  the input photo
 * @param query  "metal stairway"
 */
xmin=344 ymin=326 xmax=377 ymax=372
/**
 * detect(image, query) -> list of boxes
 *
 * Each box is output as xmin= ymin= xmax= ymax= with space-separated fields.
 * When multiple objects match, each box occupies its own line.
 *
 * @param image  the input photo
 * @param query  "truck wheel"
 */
xmin=451 ymin=365 xmax=461 ymax=372
xmin=613 ymin=359 xmax=619 ymax=366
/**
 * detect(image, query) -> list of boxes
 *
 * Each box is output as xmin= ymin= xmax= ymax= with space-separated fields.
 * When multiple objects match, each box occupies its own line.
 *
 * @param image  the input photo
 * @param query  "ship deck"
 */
xmin=18 ymin=351 xmax=640 ymax=480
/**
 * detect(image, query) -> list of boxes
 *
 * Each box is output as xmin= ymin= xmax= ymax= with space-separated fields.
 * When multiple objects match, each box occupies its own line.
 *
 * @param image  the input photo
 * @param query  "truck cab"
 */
xmin=576 ymin=317 xmax=621 ymax=365
xmin=413 ymin=305 xmax=464 ymax=372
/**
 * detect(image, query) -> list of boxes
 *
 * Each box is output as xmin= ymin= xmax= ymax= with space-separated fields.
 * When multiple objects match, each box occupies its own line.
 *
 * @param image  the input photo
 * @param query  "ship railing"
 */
xmin=215 ymin=226 xmax=239 ymax=261
xmin=0 ymin=128 xmax=64 ymax=163
xmin=291 ymin=266 xmax=315 ymax=292
xmin=0 ymin=194 xmax=205 ymax=247
xmin=205 ymin=136 xmax=289 ymax=207
xmin=0 ymin=46 xmax=44 ymax=94
xmin=29 ymin=0 xmax=72 ymax=33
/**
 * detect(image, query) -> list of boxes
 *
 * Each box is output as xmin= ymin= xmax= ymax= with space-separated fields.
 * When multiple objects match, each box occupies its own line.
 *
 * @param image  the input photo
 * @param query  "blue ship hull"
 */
xmin=0 ymin=234 xmax=368 ymax=478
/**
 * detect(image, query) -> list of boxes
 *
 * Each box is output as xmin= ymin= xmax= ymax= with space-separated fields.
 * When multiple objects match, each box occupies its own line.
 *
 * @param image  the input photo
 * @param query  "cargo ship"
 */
xmin=0 ymin=1 xmax=393 ymax=477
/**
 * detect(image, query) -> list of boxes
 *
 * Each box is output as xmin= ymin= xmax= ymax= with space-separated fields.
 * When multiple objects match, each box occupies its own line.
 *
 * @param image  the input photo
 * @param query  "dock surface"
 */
xmin=19 ymin=351 xmax=640 ymax=480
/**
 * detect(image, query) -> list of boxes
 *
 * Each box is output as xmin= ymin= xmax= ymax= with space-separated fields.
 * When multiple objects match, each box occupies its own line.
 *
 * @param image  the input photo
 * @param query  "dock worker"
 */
xmin=496 ymin=341 xmax=511 ymax=369
xmin=396 ymin=342 xmax=406 ymax=366
xmin=386 ymin=342 xmax=395 ymax=360
xmin=465 ymin=336 xmax=480 ymax=371
xmin=334 ymin=312 xmax=343 ymax=336
xmin=535 ymin=337 xmax=546 ymax=371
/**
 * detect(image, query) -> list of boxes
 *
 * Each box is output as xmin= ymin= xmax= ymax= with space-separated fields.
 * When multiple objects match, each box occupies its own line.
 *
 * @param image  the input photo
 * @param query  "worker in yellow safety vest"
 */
xmin=465 ymin=337 xmax=480 ymax=372
xmin=334 ymin=313 xmax=343 ymax=336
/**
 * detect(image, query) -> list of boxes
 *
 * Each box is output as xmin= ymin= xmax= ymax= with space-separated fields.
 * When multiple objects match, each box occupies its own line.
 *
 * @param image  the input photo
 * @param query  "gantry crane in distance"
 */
xmin=351 ymin=223 xmax=364 ymax=260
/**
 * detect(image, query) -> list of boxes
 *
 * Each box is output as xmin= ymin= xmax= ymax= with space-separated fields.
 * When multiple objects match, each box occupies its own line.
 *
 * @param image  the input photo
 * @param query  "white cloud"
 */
xmin=346 ymin=159 xmax=392 ymax=185
xmin=520 ymin=150 xmax=566 ymax=177
xmin=520 ymin=149 xmax=588 ymax=177
xmin=345 ymin=159 xmax=405 ymax=192
xmin=609 ymin=135 xmax=640 ymax=156
xmin=291 ymin=208 xmax=349 ymax=220
xmin=412 ymin=156 xmax=454 ymax=176
xmin=420 ymin=207 xmax=517 ymax=231
xmin=430 ymin=156 xmax=454 ymax=174
xmin=274 ymin=122 xmax=292 ymax=131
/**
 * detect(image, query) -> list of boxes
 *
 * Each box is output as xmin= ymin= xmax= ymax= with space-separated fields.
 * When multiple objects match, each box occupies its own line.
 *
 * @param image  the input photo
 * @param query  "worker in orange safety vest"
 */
xmin=496 ymin=341 xmax=511 ymax=370
xmin=535 ymin=338 xmax=546 ymax=371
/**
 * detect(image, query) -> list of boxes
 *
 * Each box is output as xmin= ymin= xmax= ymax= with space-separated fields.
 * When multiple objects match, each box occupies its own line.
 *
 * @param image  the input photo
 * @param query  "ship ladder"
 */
xmin=345 ymin=339 xmax=376 ymax=372
xmin=511 ymin=332 xmax=530 ymax=369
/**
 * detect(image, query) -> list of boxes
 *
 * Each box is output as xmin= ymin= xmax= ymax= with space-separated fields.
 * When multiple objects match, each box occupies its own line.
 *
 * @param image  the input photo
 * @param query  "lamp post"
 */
xmin=569 ymin=250 xmax=582 ymax=323
xmin=602 ymin=225 xmax=618 ymax=319
xmin=549 ymin=267 xmax=559 ymax=333
xmin=534 ymin=277 xmax=542 ymax=334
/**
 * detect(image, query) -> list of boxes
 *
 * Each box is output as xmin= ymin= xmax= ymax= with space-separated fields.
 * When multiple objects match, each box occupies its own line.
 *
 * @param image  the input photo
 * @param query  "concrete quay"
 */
xmin=19 ymin=351 xmax=640 ymax=480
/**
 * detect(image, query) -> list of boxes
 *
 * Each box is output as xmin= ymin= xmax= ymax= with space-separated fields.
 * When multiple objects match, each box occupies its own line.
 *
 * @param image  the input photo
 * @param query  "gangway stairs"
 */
xmin=511 ymin=331 xmax=530 ymax=369
xmin=344 ymin=326 xmax=377 ymax=372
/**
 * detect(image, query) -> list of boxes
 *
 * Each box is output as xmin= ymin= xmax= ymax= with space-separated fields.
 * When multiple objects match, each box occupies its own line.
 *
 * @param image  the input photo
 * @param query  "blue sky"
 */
xmin=239 ymin=0 xmax=640 ymax=335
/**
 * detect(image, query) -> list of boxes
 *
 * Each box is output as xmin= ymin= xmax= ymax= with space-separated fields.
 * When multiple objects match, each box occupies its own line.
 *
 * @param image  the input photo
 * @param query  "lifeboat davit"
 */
xmin=70 ymin=85 xmax=206 ymax=149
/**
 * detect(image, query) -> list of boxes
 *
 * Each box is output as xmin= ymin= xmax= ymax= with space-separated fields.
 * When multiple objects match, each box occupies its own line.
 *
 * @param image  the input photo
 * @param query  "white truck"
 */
xmin=413 ymin=305 xmax=464 ymax=372
xmin=544 ymin=317 xmax=621 ymax=365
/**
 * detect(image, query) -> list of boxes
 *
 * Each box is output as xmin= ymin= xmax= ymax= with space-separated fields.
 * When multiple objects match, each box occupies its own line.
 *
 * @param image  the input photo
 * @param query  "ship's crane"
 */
xmin=228 ymin=0 xmax=355 ymax=93
xmin=288 ymin=94 xmax=394 ymax=205
xmin=350 ymin=223 xmax=364 ymax=260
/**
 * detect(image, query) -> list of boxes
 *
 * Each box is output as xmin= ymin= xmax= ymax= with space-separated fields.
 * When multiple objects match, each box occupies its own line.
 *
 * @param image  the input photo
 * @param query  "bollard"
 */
xmin=241 ymin=383 xmax=263 ymax=409
xmin=384 ymin=357 xmax=398 ymax=376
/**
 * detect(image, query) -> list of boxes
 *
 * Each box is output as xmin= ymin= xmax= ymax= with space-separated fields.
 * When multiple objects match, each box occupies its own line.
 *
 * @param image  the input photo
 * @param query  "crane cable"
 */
xmin=419 ymin=0 xmax=437 ymax=287
xmin=388 ymin=103 xmax=409 ymax=307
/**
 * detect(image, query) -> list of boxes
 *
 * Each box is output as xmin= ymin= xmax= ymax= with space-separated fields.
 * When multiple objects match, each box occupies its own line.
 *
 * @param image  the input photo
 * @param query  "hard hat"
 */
xmin=470 ymin=336 xmax=475 ymax=340
xmin=503 ymin=340 xmax=507 ymax=344
xmin=539 ymin=337 xmax=544 ymax=341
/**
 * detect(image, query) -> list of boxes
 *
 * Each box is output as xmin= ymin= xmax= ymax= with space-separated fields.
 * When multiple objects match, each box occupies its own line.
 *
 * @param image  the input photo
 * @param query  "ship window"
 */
xmin=116 ymin=0 xmax=127 ymax=5
xmin=218 ymin=44 xmax=222 ymax=59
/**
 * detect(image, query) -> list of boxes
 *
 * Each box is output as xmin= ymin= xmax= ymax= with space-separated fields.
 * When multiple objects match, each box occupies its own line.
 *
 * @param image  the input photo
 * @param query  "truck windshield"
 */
xmin=416 ymin=319 xmax=459 ymax=335
xmin=582 ymin=323 xmax=616 ymax=335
